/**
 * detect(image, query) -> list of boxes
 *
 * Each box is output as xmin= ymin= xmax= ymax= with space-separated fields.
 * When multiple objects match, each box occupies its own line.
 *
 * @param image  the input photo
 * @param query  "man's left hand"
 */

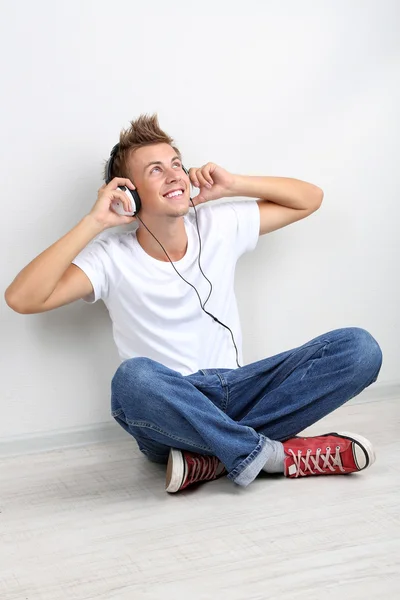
xmin=188 ymin=163 xmax=235 ymax=206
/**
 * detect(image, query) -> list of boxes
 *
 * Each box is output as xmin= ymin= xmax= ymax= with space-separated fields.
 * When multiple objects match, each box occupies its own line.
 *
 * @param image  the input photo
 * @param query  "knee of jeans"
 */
xmin=112 ymin=357 xmax=159 ymax=392
xmin=346 ymin=327 xmax=383 ymax=383
xmin=111 ymin=356 xmax=163 ymax=412
xmin=111 ymin=356 xmax=182 ymax=420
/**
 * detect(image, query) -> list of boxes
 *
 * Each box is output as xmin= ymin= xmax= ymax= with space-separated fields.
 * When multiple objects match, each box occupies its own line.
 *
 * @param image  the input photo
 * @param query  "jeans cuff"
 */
xmin=227 ymin=434 xmax=271 ymax=487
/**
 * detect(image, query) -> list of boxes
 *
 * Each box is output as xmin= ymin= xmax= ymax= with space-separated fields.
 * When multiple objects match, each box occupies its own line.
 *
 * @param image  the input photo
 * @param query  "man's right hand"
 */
xmin=89 ymin=177 xmax=137 ymax=229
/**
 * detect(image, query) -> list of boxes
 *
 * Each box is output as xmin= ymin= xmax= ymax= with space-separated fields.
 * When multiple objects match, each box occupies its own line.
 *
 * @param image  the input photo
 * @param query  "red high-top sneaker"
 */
xmin=166 ymin=449 xmax=227 ymax=493
xmin=283 ymin=432 xmax=376 ymax=478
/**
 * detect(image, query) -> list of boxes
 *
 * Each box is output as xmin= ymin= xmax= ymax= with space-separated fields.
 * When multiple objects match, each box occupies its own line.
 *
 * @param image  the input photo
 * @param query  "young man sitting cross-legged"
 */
xmin=5 ymin=114 xmax=382 ymax=493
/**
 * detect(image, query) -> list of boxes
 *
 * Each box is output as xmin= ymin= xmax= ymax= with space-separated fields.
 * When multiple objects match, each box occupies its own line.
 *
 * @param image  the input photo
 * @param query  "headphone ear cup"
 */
xmin=112 ymin=186 xmax=141 ymax=216
xmin=182 ymin=166 xmax=193 ymax=203
xmin=132 ymin=189 xmax=141 ymax=215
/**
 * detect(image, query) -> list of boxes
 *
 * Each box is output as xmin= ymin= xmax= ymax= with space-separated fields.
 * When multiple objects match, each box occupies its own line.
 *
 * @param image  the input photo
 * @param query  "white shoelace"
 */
xmin=288 ymin=445 xmax=346 ymax=477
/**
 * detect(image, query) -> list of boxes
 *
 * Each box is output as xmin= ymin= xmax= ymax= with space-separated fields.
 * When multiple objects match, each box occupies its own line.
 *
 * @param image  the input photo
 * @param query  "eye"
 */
xmin=172 ymin=162 xmax=181 ymax=169
xmin=150 ymin=166 xmax=162 ymax=174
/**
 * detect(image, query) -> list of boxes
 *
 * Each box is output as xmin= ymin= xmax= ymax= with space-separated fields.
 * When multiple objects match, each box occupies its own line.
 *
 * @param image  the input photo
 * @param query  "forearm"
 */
xmin=228 ymin=175 xmax=323 ymax=210
xmin=5 ymin=215 xmax=103 ymax=309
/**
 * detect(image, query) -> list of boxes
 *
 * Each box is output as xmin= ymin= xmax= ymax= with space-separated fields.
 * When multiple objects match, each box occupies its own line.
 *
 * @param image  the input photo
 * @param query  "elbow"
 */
xmin=311 ymin=187 xmax=324 ymax=211
xmin=4 ymin=288 xmax=31 ymax=314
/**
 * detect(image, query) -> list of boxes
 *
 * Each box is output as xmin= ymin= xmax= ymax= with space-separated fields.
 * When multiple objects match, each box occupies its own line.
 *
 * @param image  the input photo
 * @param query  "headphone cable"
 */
xmin=135 ymin=200 xmax=242 ymax=368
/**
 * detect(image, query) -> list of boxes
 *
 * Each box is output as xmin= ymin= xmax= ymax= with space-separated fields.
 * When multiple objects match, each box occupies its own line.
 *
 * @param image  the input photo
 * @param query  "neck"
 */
xmin=136 ymin=215 xmax=188 ymax=262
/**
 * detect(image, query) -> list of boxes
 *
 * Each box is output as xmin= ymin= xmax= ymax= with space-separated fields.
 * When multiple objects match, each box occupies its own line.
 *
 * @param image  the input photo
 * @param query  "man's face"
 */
xmin=128 ymin=143 xmax=190 ymax=218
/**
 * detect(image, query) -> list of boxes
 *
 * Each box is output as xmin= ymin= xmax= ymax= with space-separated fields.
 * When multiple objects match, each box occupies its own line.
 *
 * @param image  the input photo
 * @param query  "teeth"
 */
xmin=165 ymin=190 xmax=183 ymax=199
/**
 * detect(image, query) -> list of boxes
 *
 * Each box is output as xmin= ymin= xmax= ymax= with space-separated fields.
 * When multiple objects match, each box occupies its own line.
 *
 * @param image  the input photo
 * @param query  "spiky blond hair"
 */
xmin=104 ymin=113 xmax=180 ymax=180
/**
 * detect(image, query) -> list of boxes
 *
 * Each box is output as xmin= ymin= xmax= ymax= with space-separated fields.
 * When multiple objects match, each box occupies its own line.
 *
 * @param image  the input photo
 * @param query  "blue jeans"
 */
xmin=111 ymin=327 xmax=382 ymax=486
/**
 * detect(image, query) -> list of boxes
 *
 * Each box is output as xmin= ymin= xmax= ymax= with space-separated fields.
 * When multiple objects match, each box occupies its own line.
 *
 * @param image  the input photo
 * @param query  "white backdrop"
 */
xmin=1 ymin=0 xmax=399 ymax=443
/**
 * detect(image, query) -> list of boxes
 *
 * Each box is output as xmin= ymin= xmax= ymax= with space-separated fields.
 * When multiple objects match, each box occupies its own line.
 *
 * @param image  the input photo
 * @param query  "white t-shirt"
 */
xmin=72 ymin=200 xmax=260 ymax=375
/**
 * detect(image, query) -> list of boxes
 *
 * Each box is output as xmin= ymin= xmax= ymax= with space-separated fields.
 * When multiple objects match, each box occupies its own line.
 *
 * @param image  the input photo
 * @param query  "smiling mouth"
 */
xmin=163 ymin=189 xmax=184 ymax=199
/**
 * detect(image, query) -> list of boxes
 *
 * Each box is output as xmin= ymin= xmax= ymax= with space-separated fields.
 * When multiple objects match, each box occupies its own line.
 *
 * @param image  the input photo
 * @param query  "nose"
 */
xmin=165 ymin=165 xmax=181 ymax=183
xmin=166 ymin=173 xmax=178 ymax=184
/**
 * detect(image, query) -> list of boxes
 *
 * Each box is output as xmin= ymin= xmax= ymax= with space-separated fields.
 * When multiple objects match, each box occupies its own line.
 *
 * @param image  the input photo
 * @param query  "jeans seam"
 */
xmin=299 ymin=342 xmax=328 ymax=381
xmin=196 ymin=369 xmax=229 ymax=413
xmin=215 ymin=372 xmax=229 ymax=412
xmin=125 ymin=418 xmax=212 ymax=453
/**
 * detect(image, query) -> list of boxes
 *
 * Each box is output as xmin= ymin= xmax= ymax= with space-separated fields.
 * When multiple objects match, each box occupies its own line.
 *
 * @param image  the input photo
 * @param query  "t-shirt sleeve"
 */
xmin=72 ymin=237 xmax=111 ymax=303
xmin=210 ymin=200 xmax=260 ymax=259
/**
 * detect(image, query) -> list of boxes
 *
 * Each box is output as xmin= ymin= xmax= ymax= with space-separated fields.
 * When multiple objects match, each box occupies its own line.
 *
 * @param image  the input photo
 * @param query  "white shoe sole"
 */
xmin=165 ymin=448 xmax=185 ymax=493
xmin=332 ymin=431 xmax=376 ymax=470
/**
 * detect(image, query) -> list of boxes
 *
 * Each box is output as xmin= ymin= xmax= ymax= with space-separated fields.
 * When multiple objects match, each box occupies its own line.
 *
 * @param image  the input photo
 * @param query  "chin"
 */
xmin=162 ymin=197 xmax=190 ymax=217
xmin=169 ymin=205 xmax=189 ymax=218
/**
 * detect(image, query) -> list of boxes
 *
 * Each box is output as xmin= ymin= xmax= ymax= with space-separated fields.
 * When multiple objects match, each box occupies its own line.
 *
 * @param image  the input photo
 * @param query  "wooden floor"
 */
xmin=1 ymin=395 xmax=399 ymax=600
